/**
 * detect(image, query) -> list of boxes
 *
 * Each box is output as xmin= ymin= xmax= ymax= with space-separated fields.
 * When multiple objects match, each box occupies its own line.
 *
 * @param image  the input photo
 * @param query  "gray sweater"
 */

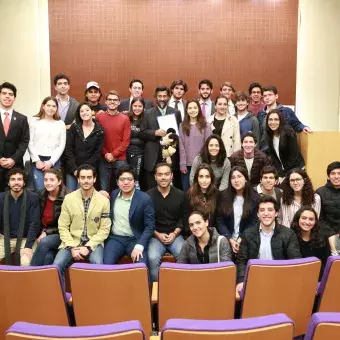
xmin=177 ymin=228 xmax=232 ymax=264
xmin=189 ymin=155 xmax=231 ymax=191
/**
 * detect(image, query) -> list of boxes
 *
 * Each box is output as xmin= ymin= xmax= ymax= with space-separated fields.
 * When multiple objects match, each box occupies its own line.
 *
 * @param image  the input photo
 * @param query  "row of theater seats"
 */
xmin=1 ymin=257 xmax=340 ymax=338
xmin=4 ymin=313 xmax=340 ymax=340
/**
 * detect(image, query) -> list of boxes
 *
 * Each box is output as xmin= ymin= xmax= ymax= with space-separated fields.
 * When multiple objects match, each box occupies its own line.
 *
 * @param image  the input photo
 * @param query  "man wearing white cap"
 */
xmin=85 ymin=81 xmax=107 ymax=115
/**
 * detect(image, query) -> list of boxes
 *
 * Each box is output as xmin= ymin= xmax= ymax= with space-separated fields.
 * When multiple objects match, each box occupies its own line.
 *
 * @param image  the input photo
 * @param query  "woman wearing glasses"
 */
xmin=279 ymin=168 xmax=321 ymax=228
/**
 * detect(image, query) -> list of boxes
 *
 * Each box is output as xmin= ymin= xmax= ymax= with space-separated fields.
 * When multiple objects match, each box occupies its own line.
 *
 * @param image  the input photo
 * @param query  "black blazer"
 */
xmin=216 ymin=191 xmax=260 ymax=240
xmin=141 ymin=106 xmax=182 ymax=172
xmin=118 ymin=98 xmax=154 ymax=112
xmin=0 ymin=110 xmax=29 ymax=167
xmin=64 ymin=97 xmax=80 ymax=126
xmin=267 ymin=126 xmax=305 ymax=177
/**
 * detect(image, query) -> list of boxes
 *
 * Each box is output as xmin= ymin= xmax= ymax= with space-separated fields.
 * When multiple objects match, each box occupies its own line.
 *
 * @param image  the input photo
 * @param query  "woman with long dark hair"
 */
xmin=28 ymin=96 xmax=66 ymax=192
xmin=291 ymin=206 xmax=330 ymax=278
xmin=190 ymin=134 xmax=230 ymax=191
xmin=177 ymin=211 xmax=232 ymax=264
xmin=266 ymin=109 xmax=304 ymax=178
xmin=207 ymin=95 xmax=241 ymax=156
xmin=31 ymin=169 xmax=69 ymax=265
xmin=279 ymin=168 xmax=321 ymax=228
xmin=63 ymin=101 xmax=104 ymax=191
xmin=216 ymin=166 xmax=260 ymax=254
xmin=179 ymin=99 xmax=211 ymax=191
xmin=186 ymin=164 xmax=218 ymax=231
xmin=126 ymin=97 xmax=148 ymax=190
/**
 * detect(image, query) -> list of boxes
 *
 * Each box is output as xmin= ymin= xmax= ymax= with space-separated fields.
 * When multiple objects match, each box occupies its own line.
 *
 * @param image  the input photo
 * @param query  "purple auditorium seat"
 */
xmin=305 ymin=312 xmax=340 ymax=340
xmin=158 ymin=262 xmax=236 ymax=330
xmin=240 ymin=257 xmax=321 ymax=337
xmin=6 ymin=320 xmax=145 ymax=340
xmin=160 ymin=313 xmax=294 ymax=339
xmin=69 ymin=263 xmax=151 ymax=336
xmin=317 ymin=256 xmax=340 ymax=312
xmin=0 ymin=265 xmax=70 ymax=340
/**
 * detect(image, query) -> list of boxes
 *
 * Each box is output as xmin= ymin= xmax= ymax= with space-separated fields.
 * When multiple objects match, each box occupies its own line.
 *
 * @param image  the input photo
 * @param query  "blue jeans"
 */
xmin=181 ymin=166 xmax=191 ymax=193
xmin=31 ymin=157 xmax=61 ymax=192
xmin=103 ymin=234 xmax=148 ymax=265
xmin=66 ymin=174 xmax=79 ymax=192
xmin=99 ymin=159 xmax=127 ymax=191
xmin=30 ymin=234 xmax=61 ymax=266
xmin=148 ymin=235 xmax=185 ymax=282
xmin=53 ymin=245 xmax=104 ymax=287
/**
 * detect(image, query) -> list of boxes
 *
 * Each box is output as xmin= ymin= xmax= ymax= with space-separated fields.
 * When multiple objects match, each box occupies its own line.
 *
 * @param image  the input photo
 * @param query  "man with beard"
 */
xmin=0 ymin=168 xmax=40 ymax=265
xmin=198 ymin=79 xmax=215 ymax=119
xmin=147 ymin=163 xmax=186 ymax=282
xmin=85 ymin=81 xmax=107 ymax=115
xmin=53 ymin=164 xmax=110 ymax=284
xmin=142 ymin=86 xmax=182 ymax=190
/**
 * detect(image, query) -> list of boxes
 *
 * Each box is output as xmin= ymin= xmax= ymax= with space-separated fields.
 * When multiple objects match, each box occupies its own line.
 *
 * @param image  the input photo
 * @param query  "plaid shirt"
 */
xmin=80 ymin=193 xmax=93 ymax=245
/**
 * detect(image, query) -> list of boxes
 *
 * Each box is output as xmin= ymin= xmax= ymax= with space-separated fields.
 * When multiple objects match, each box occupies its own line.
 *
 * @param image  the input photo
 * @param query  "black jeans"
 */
xmin=127 ymin=147 xmax=144 ymax=183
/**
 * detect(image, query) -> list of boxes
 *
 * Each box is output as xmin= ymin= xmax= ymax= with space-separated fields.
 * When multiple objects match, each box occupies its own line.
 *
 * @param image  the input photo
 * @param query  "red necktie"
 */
xmin=3 ymin=112 xmax=10 ymax=136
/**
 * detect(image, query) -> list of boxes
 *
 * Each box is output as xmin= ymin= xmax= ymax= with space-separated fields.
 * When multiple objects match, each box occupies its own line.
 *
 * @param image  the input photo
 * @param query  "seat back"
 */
xmin=0 ymin=265 xmax=69 ymax=340
xmin=6 ymin=321 xmax=145 ymax=340
xmin=161 ymin=314 xmax=294 ymax=340
xmin=158 ymin=262 xmax=236 ymax=329
xmin=70 ymin=263 xmax=151 ymax=337
xmin=317 ymin=256 xmax=340 ymax=312
xmin=240 ymin=258 xmax=320 ymax=336
xmin=305 ymin=312 xmax=340 ymax=340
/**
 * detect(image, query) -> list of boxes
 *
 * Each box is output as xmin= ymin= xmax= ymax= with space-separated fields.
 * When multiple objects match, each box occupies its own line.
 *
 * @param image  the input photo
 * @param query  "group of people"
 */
xmin=0 ymin=76 xmax=339 ymax=287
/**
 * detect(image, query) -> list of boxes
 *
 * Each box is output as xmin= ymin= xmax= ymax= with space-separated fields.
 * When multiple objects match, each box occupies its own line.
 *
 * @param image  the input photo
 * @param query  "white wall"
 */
xmin=1 ymin=0 xmax=339 ymax=129
xmin=296 ymin=0 xmax=340 ymax=131
xmin=0 ymin=0 xmax=50 ymax=117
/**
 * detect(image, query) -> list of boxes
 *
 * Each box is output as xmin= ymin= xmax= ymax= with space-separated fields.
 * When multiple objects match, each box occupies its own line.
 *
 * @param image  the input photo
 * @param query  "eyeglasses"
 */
xmin=289 ymin=178 xmax=303 ymax=183
xmin=107 ymin=99 xmax=119 ymax=102
xmin=118 ymin=177 xmax=134 ymax=182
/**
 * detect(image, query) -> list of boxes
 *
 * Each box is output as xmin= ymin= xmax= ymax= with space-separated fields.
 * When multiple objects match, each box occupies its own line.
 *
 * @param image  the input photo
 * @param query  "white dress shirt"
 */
xmin=0 ymin=108 xmax=13 ymax=123
xmin=169 ymin=96 xmax=185 ymax=121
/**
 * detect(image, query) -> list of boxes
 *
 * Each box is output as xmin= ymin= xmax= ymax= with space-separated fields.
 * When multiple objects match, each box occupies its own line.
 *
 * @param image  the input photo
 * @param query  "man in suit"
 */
xmin=103 ymin=164 xmax=155 ymax=265
xmin=198 ymin=79 xmax=215 ymax=119
xmin=168 ymin=79 xmax=188 ymax=121
xmin=142 ymin=85 xmax=182 ymax=190
xmin=0 ymin=82 xmax=29 ymax=192
xmin=118 ymin=79 xmax=154 ymax=113
xmin=53 ymin=164 xmax=111 ymax=283
xmin=54 ymin=73 xmax=79 ymax=130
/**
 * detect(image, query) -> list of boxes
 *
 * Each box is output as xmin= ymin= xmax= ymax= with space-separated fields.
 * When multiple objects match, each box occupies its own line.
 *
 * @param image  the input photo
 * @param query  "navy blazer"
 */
xmin=216 ymin=191 xmax=260 ymax=240
xmin=110 ymin=189 xmax=155 ymax=249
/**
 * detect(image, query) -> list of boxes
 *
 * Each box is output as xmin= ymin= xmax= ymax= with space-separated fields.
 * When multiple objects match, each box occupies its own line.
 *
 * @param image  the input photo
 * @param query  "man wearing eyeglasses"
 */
xmin=96 ymin=90 xmax=131 ymax=192
xmin=103 ymin=164 xmax=155 ymax=265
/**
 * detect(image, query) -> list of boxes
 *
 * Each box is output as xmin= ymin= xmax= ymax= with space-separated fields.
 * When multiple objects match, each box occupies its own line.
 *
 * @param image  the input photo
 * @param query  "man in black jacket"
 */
xmin=236 ymin=195 xmax=301 ymax=291
xmin=316 ymin=161 xmax=340 ymax=255
xmin=0 ymin=168 xmax=40 ymax=265
xmin=141 ymin=85 xmax=182 ymax=190
xmin=0 ymin=82 xmax=29 ymax=192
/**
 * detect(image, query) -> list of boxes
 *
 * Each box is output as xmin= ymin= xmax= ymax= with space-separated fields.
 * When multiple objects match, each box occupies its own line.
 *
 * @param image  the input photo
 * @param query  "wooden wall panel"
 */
xmin=49 ymin=0 xmax=298 ymax=104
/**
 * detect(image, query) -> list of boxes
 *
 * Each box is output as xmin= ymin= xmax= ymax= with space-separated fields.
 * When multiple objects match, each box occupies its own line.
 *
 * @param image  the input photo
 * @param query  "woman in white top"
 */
xmin=220 ymin=82 xmax=236 ymax=116
xmin=28 ymin=96 xmax=66 ymax=192
xmin=279 ymin=168 xmax=321 ymax=228
xmin=207 ymin=95 xmax=241 ymax=157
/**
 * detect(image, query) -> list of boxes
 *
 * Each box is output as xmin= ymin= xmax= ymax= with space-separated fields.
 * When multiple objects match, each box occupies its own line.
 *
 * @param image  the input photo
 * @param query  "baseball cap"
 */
xmin=86 ymin=81 xmax=100 ymax=90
